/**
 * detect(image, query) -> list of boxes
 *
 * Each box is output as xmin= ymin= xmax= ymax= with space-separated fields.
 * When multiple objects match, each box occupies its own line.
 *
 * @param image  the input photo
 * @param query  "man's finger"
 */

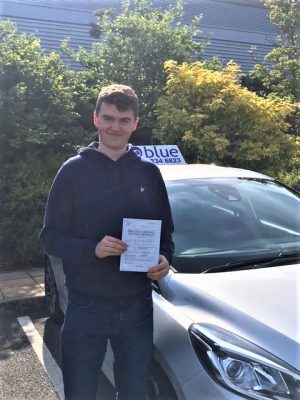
xmin=103 ymin=237 xmax=127 ymax=251
xmin=105 ymin=242 xmax=127 ymax=251
xmin=105 ymin=236 xmax=127 ymax=246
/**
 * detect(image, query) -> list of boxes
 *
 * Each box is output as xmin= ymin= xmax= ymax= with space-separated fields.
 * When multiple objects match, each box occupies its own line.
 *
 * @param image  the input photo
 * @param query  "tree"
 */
xmin=61 ymin=0 xmax=206 ymax=141
xmin=254 ymin=0 xmax=300 ymax=100
xmin=0 ymin=20 xmax=89 ymax=270
xmin=248 ymin=0 xmax=300 ymax=135
xmin=0 ymin=21 xmax=88 ymax=162
xmin=277 ymin=137 xmax=300 ymax=190
xmin=156 ymin=60 xmax=295 ymax=176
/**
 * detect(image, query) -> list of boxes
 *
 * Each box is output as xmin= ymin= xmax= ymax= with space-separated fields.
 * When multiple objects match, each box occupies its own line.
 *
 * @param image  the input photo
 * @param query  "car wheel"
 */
xmin=146 ymin=363 xmax=178 ymax=400
xmin=44 ymin=258 xmax=63 ymax=323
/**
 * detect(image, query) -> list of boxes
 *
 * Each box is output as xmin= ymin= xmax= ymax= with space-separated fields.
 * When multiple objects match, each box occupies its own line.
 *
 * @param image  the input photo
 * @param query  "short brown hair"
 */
xmin=95 ymin=84 xmax=139 ymax=119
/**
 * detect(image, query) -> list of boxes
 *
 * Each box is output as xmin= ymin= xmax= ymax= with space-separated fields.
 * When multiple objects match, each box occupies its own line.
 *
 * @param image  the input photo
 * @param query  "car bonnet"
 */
xmin=166 ymin=264 xmax=300 ymax=371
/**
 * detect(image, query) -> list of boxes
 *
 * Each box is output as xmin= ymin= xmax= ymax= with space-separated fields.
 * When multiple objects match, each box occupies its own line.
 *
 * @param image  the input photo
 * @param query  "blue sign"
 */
xmin=131 ymin=145 xmax=186 ymax=165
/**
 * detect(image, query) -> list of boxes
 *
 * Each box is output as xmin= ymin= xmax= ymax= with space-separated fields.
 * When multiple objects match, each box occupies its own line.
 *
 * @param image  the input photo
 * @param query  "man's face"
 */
xmin=94 ymin=102 xmax=138 ymax=152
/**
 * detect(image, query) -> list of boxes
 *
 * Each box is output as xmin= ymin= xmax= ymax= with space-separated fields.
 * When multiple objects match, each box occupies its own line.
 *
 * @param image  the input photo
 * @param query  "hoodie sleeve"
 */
xmin=40 ymin=164 xmax=99 ymax=264
xmin=156 ymin=171 xmax=175 ymax=265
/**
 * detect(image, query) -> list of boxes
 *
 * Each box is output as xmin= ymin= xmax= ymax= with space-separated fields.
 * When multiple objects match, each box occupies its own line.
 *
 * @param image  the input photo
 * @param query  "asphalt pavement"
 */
xmin=0 ymin=267 xmax=115 ymax=400
xmin=0 ymin=279 xmax=58 ymax=400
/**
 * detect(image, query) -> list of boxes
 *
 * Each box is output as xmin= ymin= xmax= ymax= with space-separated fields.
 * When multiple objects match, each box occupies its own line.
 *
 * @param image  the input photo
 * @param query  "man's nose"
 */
xmin=111 ymin=120 xmax=120 ymax=130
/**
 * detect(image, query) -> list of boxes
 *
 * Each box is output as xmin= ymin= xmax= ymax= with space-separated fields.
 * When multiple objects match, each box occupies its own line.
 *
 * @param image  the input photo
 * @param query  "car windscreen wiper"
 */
xmin=203 ymin=251 xmax=300 ymax=274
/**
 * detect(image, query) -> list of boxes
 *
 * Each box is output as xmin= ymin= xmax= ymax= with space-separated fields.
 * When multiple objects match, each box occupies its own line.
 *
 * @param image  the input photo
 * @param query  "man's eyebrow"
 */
xmin=101 ymin=114 xmax=132 ymax=121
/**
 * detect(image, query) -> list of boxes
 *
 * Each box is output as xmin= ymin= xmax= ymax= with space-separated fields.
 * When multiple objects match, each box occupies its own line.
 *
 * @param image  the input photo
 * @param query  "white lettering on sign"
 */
xmin=131 ymin=145 xmax=186 ymax=165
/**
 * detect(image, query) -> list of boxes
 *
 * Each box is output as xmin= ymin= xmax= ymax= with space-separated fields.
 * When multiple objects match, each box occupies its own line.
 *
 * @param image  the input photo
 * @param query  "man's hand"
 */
xmin=147 ymin=255 xmax=170 ymax=281
xmin=95 ymin=236 xmax=127 ymax=259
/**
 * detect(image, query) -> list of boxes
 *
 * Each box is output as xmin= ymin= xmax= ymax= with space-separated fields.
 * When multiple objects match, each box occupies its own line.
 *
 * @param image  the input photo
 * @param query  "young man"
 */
xmin=40 ymin=84 xmax=174 ymax=400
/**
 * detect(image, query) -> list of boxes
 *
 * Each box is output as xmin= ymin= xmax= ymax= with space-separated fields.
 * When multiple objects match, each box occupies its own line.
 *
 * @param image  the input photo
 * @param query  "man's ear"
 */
xmin=133 ymin=117 xmax=139 ymax=131
xmin=93 ymin=111 xmax=99 ymax=128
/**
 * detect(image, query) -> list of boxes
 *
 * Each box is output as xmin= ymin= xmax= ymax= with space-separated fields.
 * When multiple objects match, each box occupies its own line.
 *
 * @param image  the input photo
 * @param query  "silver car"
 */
xmin=44 ymin=163 xmax=300 ymax=400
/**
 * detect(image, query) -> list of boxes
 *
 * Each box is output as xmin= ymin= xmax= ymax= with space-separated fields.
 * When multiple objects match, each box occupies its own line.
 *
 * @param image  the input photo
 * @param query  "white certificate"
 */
xmin=120 ymin=218 xmax=162 ymax=272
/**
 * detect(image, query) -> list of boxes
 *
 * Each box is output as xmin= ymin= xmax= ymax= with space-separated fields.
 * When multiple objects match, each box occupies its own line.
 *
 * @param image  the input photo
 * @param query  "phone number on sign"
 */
xmin=150 ymin=158 xmax=182 ymax=164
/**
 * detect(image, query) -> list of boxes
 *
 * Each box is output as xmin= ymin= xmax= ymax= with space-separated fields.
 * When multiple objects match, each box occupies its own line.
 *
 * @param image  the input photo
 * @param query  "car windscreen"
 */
xmin=166 ymin=178 xmax=300 ymax=273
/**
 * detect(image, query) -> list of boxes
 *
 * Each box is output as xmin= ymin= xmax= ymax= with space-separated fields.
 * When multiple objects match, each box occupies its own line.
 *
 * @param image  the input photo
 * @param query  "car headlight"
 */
xmin=189 ymin=323 xmax=300 ymax=399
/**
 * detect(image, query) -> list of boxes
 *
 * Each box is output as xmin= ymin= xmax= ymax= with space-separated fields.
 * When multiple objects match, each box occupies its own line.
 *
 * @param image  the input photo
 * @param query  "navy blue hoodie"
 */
xmin=40 ymin=142 xmax=174 ymax=299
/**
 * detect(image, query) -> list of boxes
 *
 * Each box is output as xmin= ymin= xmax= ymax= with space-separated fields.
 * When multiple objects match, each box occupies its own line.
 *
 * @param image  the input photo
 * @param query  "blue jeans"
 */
xmin=61 ymin=288 xmax=153 ymax=400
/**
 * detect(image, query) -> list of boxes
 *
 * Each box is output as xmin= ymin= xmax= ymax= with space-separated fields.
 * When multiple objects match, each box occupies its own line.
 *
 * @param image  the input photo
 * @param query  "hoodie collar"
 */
xmin=78 ymin=142 xmax=140 ymax=164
